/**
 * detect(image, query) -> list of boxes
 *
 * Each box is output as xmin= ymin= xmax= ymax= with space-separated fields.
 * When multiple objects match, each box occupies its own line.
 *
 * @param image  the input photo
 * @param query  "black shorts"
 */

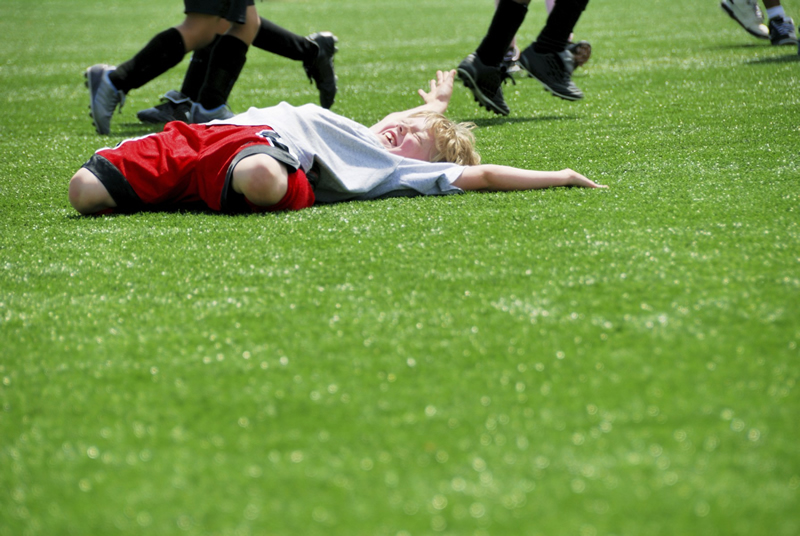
xmin=184 ymin=0 xmax=255 ymax=24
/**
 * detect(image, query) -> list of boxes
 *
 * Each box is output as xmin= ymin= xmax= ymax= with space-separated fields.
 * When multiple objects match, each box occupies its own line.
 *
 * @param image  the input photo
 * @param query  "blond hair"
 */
xmin=412 ymin=111 xmax=481 ymax=166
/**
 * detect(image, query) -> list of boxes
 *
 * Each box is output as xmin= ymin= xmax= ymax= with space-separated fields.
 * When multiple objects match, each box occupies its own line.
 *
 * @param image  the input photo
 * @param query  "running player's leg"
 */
xmin=108 ymin=9 xmax=226 ymax=97
xmin=86 ymin=5 xmax=223 ymax=134
xmin=175 ymin=12 xmax=228 ymax=51
xmin=192 ymin=3 xmax=260 ymax=120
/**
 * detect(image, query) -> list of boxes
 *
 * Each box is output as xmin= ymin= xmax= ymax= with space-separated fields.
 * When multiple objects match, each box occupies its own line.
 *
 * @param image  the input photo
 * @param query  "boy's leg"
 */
xmin=252 ymin=18 xmax=316 ymax=61
xmin=457 ymin=0 xmax=530 ymax=116
xmin=763 ymin=0 xmax=798 ymax=45
xmin=140 ymin=16 xmax=338 ymax=124
xmin=252 ymin=19 xmax=339 ymax=109
xmin=228 ymin=153 xmax=315 ymax=212
xmin=231 ymin=154 xmax=289 ymax=207
xmin=518 ymin=0 xmax=589 ymax=101
xmin=475 ymin=0 xmax=530 ymax=67
xmin=87 ymin=24 xmax=185 ymax=135
xmin=108 ymin=28 xmax=186 ymax=94
xmin=87 ymin=24 xmax=186 ymax=135
xmin=69 ymin=169 xmax=117 ymax=215
xmin=136 ymin=34 xmax=223 ymax=125
xmin=174 ymin=12 xmax=228 ymax=52
xmin=532 ymin=0 xmax=589 ymax=54
xmin=192 ymin=4 xmax=260 ymax=121
xmin=76 ymin=123 xmax=210 ymax=214
xmin=86 ymin=11 xmax=221 ymax=134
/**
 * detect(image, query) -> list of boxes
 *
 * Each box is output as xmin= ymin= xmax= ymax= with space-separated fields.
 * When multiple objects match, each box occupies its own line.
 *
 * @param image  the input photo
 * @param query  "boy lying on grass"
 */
xmin=69 ymin=69 xmax=605 ymax=216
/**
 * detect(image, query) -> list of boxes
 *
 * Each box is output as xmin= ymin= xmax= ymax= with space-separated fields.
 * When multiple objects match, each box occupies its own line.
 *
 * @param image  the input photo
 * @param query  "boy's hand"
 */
xmin=417 ymin=69 xmax=456 ymax=113
xmin=561 ymin=169 xmax=608 ymax=188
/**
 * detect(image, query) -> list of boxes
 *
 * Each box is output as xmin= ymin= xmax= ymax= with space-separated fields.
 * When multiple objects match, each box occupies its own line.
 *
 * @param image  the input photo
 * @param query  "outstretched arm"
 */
xmin=369 ymin=69 xmax=456 ymax=133
xmin=453 ymin=166 xmax=607 ymax=190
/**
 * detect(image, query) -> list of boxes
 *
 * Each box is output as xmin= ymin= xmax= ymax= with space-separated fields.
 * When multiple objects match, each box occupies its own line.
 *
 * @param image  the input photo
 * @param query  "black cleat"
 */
xmin=137 ymin=90 xmax=192 ymax=124
xmin=457 ymin=53 xmax=512 ymax=116
xmin=518 ymin=46 xmax=583 ymax=101
xmin=304 ymin=32 xmax=338 ymax=109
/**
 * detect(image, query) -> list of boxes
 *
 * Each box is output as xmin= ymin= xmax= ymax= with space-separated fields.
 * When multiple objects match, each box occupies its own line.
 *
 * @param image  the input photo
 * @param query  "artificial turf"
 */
xmin=1 ymin=0 xmax=798 ymax=534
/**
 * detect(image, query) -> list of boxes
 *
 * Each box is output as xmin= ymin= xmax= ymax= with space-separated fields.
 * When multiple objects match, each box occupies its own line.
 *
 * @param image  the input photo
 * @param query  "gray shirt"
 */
xmin=215 ymin=102 xmax=466 ymax=204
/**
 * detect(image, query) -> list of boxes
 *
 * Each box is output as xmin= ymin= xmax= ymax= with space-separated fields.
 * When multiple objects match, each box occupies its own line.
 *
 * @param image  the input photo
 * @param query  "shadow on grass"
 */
xmin=466 ymin=115 xmax=579 ymax=127
xmin=65 ymin=205 xmax=299 ymax=219
xmin=746 ymin=54 xmax=800 ymax=65
xmin=705 ymin=43 xmax=764 ymax=50
xmin=703 ymin=43 xmax=799 ymax=64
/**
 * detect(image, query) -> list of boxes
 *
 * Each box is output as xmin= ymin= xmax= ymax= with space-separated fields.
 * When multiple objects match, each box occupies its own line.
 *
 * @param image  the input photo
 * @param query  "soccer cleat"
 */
xmin=137 ymin=90 xmax=192 ymax=124
xmin=85 ymin=64 xmax=126 ymax=135
xmin=457 ymin=53 xmax=512 ymax=116
xmin=189 ymin=102 xmax=235 ymax=123
xmin=768 ymin=16 xmax=798 ymax=45
xmin=304 ymin=32 xmax=338 ymax=109
xmin=518 ymin=46 xmax=583 ymax=101
xmin=720 ymin=0 xmax=769 ymax=39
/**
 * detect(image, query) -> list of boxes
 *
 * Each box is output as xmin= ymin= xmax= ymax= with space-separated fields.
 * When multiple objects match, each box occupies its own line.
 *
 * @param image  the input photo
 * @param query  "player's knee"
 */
xmin=69 ymin=169 xmax=114 ymax=215
xmin=232 ymin=154 xmax=289 ymax=207
xmin=227 ymin=6 xmax=260 ymax=44
xmin=177 ymin=14 xmax=224 ymax=50
xmin=69 ymin=170 xmax=92 ymax=213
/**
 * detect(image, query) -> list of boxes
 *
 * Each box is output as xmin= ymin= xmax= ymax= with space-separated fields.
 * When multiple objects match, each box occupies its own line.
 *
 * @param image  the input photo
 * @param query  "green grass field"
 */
xmin=1 ymin=0 xmax=799 ymax=534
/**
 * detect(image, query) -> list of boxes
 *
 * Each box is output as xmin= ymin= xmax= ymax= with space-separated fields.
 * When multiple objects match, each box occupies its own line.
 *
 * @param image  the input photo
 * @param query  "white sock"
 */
xmin=767 ymin=6 xmax=786 ymax=20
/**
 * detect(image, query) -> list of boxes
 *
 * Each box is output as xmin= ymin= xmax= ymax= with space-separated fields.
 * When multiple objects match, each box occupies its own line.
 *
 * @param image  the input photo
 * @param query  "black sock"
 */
xmin=180 ymin=36 xmax=220 ymax=101
xmin=109 ymin=28 xmax=185 ymax=93
xmin=252 ymin=18 xmax=317 ymax=63
xmin=475 ymin=0 xmax=528 ymax=67
xmin=197 ymin=34 xmax=248 ymax=109
xmin=533 ymin=0 xmax=589 ymax=54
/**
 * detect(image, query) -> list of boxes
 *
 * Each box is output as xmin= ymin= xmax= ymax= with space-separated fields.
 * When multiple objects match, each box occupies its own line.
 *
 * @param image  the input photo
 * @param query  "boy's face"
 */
xmin=376 ymin=117 xmax=436 ymax=162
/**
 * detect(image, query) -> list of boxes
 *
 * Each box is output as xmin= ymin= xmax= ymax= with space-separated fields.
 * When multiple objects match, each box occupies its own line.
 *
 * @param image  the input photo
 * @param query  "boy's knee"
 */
xmin=227 ymin=7 xmax=260 ymax=44
xmin=69 ymin=168 xmax=115 ymax=215
xmin=68 ymin=170 xmax=92 ymax=213
xmin=177 ymin=14 xmax=226 ymax=50
xmin=232 ymin=154 xmax=289 ymax=207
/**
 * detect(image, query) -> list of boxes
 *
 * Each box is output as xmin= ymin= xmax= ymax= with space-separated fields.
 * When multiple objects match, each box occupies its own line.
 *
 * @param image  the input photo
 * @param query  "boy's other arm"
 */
xmin=369 ymin=69 xmax=456 ymax=134
xmin=453 ymin=165 xmax=607 ymax=191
